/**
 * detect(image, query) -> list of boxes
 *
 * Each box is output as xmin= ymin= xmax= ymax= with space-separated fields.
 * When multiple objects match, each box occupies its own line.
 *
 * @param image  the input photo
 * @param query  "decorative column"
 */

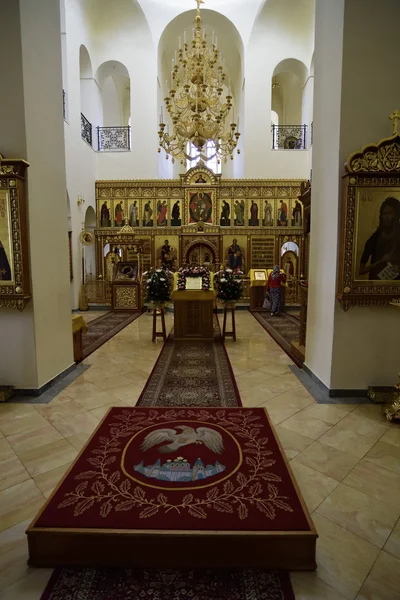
xmin=306 ymin=0 xmax=400 ymax=393
xmin=0 ymin=0 xmax=73 ymax=390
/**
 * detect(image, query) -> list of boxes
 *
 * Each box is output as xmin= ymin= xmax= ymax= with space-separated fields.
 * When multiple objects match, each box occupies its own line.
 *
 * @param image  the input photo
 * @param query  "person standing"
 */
xmin=267 ymin=265 xmax=286 ymax=316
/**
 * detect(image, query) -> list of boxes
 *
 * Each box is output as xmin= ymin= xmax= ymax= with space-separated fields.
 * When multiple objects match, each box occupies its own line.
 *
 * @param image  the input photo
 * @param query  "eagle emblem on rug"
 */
xmin=140 ymin=425 xmax=224 ymax=454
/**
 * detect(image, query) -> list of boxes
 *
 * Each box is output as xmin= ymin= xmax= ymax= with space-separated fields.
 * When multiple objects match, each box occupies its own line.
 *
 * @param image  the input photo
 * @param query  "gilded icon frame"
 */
xmin=0 ymin=158 xmax=30 ymax=311
xmin=337 ymin=130 xmax=400 ymax=310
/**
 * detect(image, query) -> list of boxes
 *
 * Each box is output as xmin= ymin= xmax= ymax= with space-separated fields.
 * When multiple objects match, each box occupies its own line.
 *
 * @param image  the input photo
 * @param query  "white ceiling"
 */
xmin=136 ymin=0 xmax=267 ymax=47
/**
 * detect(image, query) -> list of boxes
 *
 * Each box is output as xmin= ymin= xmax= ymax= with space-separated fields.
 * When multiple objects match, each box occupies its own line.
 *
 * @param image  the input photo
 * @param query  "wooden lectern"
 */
xmin=172 ymin=289 xmax=215 ymax=341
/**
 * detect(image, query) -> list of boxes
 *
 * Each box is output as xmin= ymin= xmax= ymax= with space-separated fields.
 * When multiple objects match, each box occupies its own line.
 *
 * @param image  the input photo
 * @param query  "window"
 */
xmin=186 ymin=141 xmax=221 ymax=174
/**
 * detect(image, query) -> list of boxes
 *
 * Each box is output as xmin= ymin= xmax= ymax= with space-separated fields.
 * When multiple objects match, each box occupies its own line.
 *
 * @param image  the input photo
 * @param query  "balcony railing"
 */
xmin=272 ymin=125 xmax=307 ymax=150
xmin=97 ymin=126 xmax=131 ymax=152
xmin=81 ymin=113 xmax=93 ymax=147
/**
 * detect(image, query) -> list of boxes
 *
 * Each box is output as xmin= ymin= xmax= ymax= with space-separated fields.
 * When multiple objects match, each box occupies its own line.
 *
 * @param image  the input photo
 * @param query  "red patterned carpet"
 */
xmin=251 ymin=311 xmax=302 ymax=367
xmin=41 ymin=568 xmax=295 ymax=600
xmin=137 ymin=333 xmax=242 ymax=407
xmin=81 ymin=311 xmax=144 ymax=360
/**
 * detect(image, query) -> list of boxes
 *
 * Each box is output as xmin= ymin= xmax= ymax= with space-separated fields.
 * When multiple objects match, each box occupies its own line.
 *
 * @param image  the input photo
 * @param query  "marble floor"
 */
xmin=0 ymin=311 xmax=399 ymax=600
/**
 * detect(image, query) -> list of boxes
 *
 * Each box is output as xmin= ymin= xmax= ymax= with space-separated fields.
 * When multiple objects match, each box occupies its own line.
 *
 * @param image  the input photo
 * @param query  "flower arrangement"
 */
xmin=177 ymin=266 xmax=211 ymax=291
xmin=144 ymin=268 xmax=173 ymax=305
xmin=214 ymin=269 xmax=244 ymax=304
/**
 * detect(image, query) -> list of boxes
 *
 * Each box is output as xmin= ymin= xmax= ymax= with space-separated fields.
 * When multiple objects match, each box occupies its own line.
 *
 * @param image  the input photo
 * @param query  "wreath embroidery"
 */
xmin=58 ymin=410 xmax=294 ymax=521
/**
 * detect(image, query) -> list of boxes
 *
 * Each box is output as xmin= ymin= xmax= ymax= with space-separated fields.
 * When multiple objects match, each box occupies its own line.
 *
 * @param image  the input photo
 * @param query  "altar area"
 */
xmin=84 ymin=165 xmax=307 ymax=309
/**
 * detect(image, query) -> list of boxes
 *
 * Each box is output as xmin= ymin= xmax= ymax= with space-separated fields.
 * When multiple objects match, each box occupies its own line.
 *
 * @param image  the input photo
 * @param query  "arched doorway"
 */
xmin=184 ymin=240 xmax=217 ymax=268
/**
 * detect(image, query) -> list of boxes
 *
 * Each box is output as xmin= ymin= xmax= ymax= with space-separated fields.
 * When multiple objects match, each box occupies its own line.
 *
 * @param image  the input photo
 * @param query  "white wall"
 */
xmin=244 ymin=0 xmax=314 ymax=178
xmin=0 ymin=0 xmax=73 ymax=389
xmin=331 ymin=0 xmax=400 ymax=389
xmin=64 ymin=0 xmax=98 ymax=307
xmin=306 ymin=0 xmax=400 ymax=391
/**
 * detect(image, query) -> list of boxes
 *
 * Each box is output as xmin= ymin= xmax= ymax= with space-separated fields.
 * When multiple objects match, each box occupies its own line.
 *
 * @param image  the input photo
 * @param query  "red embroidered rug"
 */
xmin=29 ymin=407 xmax=316 ymax=578
xmin=34 ymin=407 xmax=309 ymax=531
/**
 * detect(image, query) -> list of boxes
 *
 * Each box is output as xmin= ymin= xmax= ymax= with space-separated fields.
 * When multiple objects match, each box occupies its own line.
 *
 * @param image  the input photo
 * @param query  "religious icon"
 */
xmin=234 ymin=200 xmax=245 ymax=226
xmin=157 ymin=200 xmax=168 ymax=227
xmin=220 ymin=200 xmax=231 ymax=226
xmin=129 ymin=201 xmax=139 ymax=227
xmin=79 ymin=231 xmax=93 ymax=246
xmin=100 ymin=200 xmax=111 ymax=227
xmin=263 ymin=200 xmax=273 ymax=226
xmin=115 ymin=201 xmax=124 ymax=227
xmin=189 ymin=190 xmax=212 ymax=223
xmin=143 ymin=200 xmax=153 ymax=227
xmin=171 ymin=200 xmax=181 ymax=226
xmin=161 ymin=239 xmax=174 ymax=270
xmin=283 ymin=254 xmax=295 ymax=280
xmin=278 ymin=200 xmax=288 ymax=226
xmin=0 ymin=191 xmax=13 ymax=283
xmin=0 ymin=241 xmax=12 ymax=281
xmin=114 ymin=262 xmax=138 ymax=281
xmin=356 ymin=193 xmax=400 ymax=281
xmin=292 ymin=200 xmax=302 ymax=227
xmin=249 ymin=200 xmax=259 ymax=226
xmin=195 ymin=174 xmax=207 ymax=183
xmin=227 ymin=239 xmax=243 ymax=272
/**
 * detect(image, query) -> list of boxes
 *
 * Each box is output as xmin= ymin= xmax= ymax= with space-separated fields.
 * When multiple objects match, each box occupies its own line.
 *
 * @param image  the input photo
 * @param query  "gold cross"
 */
xmin=389 ymin=110 xmax=400 ymax=135
xmin=195 ymin=0 xmax=204 ymax=11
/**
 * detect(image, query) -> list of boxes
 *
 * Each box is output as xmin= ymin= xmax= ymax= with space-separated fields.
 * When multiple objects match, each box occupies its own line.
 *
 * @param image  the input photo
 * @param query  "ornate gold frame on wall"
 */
xmin=337 ymin=113 xmax=400 ymax=310
xmin=0 ymin=157 xmax=31 ymax=311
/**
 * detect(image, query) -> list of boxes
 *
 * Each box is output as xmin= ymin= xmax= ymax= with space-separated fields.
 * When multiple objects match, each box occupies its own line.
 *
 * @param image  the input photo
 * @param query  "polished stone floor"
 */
xmin=0 ymin=311 xmax=399 ymax=600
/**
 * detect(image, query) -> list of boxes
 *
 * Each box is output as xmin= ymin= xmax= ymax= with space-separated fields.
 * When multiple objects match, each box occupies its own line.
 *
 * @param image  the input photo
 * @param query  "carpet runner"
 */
xmin=251 ymin=311 xmax=302 ymax=367
xmin=41 ymin=568 xmax=295 ymax=600
xmin=81 ymin=311 xmax=144 ymax=360
xmin=137 ymin=321 xmax=241 ymax=408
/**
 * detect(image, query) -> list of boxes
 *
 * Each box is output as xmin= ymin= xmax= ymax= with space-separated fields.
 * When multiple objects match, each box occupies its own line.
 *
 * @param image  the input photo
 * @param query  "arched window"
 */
xmin=186 ymin=141 xmax=221 ymax=174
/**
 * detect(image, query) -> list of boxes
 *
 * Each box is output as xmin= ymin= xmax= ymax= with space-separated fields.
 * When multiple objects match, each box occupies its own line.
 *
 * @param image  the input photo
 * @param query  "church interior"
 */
xmin=0 ymin=0 xmax=400 ymax=598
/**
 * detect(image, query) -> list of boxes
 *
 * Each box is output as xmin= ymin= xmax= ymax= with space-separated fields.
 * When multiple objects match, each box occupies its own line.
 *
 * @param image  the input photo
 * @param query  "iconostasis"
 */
xmin=95 ymin=165 xmax=306 ymax=280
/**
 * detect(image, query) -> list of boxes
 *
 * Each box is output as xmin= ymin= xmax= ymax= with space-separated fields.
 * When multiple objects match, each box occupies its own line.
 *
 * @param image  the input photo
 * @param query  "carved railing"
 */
xmin=285 ymin=278 xmax=300 ymax=305
xmin=97 ymin=126 xmax=131 ymax=152
xmin=81 ymin=113 xmax=93 ymax=147
xmin=85 ymin=279 xmax=111 ymax=305
xmin=272 ymin=125 xmax=307 ymax=150
xmin=241 ymin=277 xmax=250 ymax=302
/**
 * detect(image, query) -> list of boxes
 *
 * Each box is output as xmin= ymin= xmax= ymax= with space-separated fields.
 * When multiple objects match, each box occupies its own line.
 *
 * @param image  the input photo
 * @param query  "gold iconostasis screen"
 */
xmin=95 ymin=165 xmax=306 ymax=275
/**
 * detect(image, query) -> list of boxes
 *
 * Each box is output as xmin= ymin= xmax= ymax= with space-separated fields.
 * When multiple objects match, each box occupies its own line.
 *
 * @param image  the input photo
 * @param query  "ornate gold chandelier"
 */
xmin=158 ymin=0 xmax=240 ymax=166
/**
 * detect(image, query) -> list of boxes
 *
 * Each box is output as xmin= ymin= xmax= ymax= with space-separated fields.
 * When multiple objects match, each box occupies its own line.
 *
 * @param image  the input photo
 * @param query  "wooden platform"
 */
xmin=26 ymin=407 xmax=317 ymax=571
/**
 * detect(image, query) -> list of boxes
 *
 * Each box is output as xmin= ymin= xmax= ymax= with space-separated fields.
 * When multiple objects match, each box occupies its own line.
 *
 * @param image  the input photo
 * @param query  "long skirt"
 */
xmin=270 ymin=287 xmax=282 ymax=314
